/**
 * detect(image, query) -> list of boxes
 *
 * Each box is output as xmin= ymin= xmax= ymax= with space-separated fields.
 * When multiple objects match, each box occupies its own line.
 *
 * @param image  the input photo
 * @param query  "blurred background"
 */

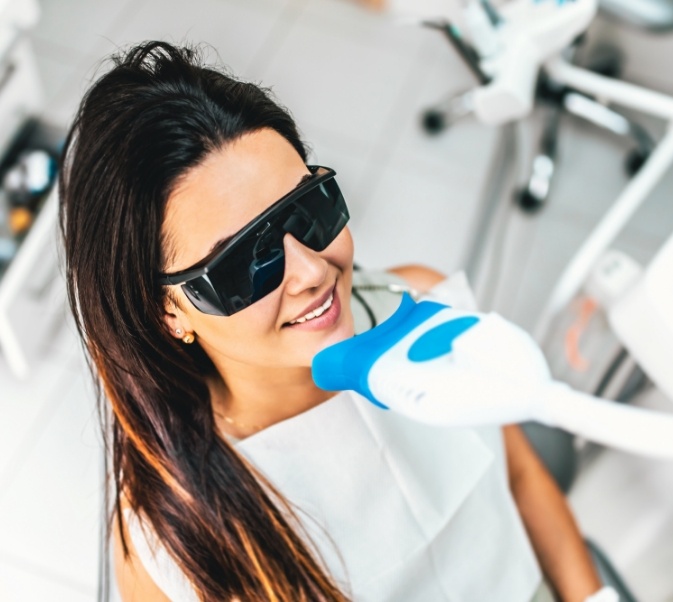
xmin=1 ymin=0 xmax=673 ymax=599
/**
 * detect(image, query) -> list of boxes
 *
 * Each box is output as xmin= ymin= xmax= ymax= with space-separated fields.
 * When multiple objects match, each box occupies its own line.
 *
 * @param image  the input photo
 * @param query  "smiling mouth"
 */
xmin=283 ymin=283 xmax=340 ymax=329
xmin=288 ymin=292 xmax=334 ymax=325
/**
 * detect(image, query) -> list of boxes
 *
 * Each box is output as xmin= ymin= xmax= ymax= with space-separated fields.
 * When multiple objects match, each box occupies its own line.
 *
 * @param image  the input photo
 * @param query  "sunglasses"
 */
xmin=158 ymin=165 xmax=349 ymax=316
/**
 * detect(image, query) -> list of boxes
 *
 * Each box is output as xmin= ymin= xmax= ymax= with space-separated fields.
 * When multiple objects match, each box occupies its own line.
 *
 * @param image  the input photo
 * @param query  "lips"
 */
xmin=284 ymin=283 xmax=341 ymax=330
xmin=289 ymin=291 xmax=334 ymax=324
xmin=287 ymin=284 xmax=336 ymax=324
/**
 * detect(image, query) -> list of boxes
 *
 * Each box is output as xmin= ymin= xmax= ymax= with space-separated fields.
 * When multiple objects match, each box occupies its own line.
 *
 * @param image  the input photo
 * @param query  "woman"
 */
xmin=59 ymin=41 xmax=603 ymax=601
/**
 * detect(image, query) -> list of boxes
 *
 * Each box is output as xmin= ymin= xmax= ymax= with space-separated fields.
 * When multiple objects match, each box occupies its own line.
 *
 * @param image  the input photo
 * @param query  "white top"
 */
xmin=125 ymin=272 xmax=543 ymax=601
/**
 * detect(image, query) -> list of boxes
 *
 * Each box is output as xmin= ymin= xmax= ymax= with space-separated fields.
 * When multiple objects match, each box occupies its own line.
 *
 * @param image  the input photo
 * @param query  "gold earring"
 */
xmin=182 ymin=332 xmax=195 ymax=344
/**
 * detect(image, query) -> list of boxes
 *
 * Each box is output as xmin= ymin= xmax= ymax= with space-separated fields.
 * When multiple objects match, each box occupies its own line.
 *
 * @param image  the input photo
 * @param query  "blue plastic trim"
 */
xmin=312 ymin=293 xmax=447 ymax=408
xmin=407 ymin=316 xmax=480 ymax=362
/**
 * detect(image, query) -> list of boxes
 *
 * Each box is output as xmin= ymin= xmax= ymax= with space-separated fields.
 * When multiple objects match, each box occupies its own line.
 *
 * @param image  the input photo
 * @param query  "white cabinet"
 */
xmin=0 ymin=0 xmax=66 ymax=379
xmin=0 ymin=185 xmax=62 ymax=378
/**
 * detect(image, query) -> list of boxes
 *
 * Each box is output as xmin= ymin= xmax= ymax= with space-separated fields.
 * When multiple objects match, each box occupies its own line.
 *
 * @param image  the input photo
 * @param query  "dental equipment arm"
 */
xmin=313 ymin=294 xmax=673 ymax=459
xmin=397 ymin=0 xmax=599 ymax=125
xmin=471 ymin=0 xmax=597 ymax=124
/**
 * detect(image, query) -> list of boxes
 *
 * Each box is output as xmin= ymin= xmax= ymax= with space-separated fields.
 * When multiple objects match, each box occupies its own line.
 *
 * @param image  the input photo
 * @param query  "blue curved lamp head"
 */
xmin=311 ymin=293 xmax=448 ymax=408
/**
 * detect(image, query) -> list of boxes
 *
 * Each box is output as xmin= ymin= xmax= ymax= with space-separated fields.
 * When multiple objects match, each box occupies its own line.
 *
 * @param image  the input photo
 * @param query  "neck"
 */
xmin=208 ymin=360 xmax=335 ymax=439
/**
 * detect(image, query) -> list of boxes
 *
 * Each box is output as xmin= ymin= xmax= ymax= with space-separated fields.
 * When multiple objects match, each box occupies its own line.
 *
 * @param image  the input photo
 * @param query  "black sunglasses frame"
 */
xmin=158 ymin=165 xmax=348 ymax=316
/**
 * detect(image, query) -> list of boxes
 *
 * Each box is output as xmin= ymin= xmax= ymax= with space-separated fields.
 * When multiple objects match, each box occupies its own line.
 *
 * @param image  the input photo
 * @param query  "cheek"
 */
xmin=196 ymin=316 xmax=279 ymax=368
xmin=201 ymin=300 xmax=276 ymax=346
xmin=180 ymin=286 xmax=275 ymax=357
xmin=331 ymin=227 xmax=354 ymax=267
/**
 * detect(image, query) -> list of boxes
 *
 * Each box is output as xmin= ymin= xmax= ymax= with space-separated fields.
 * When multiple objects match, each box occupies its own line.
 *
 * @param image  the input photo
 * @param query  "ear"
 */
xmin=161 ymin=292 xmax=194 ymax=340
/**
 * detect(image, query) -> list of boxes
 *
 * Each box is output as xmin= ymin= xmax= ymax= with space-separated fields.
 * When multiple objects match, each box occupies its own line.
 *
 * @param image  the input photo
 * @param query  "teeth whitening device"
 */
xmin=312 ymin=288 xmax=673 ymax=460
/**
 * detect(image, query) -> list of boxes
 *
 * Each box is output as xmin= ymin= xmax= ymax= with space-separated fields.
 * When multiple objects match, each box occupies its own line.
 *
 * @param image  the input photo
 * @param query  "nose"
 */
xmin=282 ymin=233 xmax=328 ymax=296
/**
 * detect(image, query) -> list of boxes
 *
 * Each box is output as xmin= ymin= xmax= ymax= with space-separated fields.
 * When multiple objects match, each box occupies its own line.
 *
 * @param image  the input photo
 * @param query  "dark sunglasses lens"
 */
xmin=249 ymin=249 xmax=285 ymax=301
xmin=205 ymin=235 xmax=275 ymax=314
xmin=287 ymin=178 xmax=349 ymax=250
xmin=182 ymin=278 xmax=228 ymax=316
xmin=183 ymin=173 xmax=348 ymax=316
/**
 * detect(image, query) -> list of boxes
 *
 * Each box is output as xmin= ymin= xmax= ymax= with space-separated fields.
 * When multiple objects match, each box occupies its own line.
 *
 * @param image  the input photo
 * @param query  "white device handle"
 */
xmin=543 ymin=382 xmax=673 ymax=459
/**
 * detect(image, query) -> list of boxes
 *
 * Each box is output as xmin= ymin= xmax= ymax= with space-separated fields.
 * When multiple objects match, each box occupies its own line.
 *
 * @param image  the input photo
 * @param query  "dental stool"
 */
xmin=421 ymin=0 xmax=673 ymax=211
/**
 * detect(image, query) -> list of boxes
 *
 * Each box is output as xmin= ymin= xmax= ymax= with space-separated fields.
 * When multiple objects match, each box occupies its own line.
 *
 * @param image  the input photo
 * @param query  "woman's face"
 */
xmin=161 ymin=128 xmax=355 ymax=369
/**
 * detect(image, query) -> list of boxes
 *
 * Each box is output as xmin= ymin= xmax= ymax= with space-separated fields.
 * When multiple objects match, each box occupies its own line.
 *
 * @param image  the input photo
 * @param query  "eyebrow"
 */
xmin=207 ymin=172 xmax=313 ymax=255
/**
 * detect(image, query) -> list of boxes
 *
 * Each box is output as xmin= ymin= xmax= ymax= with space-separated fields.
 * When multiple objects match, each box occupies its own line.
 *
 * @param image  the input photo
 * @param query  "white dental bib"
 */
xmin=236 ymin=389 xmax=541 ymax=601
xmin=125 ymin=272 xmax=542 ymax=601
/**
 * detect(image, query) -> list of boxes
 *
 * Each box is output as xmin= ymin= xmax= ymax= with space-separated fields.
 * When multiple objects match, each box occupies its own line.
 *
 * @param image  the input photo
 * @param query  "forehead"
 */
xmin=162 ymin=129 xmax=308 ymax=272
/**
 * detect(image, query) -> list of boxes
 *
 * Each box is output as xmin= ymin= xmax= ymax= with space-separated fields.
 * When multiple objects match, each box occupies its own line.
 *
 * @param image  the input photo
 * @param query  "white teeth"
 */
xmin=289 ymin=293 xmax=334 ymax=325
xmin=321 ymin=294 xmax=334 ymax=311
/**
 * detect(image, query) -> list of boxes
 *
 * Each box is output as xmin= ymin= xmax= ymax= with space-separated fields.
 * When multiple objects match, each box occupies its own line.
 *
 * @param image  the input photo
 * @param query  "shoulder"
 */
xmin=387 ymin=264 xmax=446 ymax=294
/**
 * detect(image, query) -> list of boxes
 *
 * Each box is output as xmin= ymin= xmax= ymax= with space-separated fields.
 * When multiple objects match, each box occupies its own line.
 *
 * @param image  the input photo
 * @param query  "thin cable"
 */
xmin=351 ymin=283 xmax=419 ymax=331
xmin=351 ymin=287 xmax=377 ymax=330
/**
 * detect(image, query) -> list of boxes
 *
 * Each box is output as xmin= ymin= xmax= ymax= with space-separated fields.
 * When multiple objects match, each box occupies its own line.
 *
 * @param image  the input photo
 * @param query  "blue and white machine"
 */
xmin=312 ymin=293 xmax=673 ymax=459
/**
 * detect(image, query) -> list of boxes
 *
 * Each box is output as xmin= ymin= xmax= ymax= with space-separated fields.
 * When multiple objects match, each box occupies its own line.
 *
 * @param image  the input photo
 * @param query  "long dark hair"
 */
xmin=59 ymin=41 xmax=349 ymax=601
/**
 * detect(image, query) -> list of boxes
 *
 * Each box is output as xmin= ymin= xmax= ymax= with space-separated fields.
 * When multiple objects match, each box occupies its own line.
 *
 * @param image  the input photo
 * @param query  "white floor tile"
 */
xmin=0 ymin=349 xmax=82 ymax=482
xmin=385 ymin=41 xmax=497 ymax=174
xmin=256 ymin=8 xmax=425 ymax=152
xmin=0 ymin=558 xmax=95 ymax=602
xmin=99 ymin=0 xmax=287 ymax=78
xmin=477 ymin=206 xmax=541 ymax=316
xmin=503 ymin=213 xmax=588 ymax=330
xmin=42 ymin=307 xmax=88 ymax=371
xmin=350 ymin=156 xmax=478 ymax=274
xmin=569 ymin=390 xmax=673 ymax=600
xmin=29 ymin=38 xmax=84 ymax=108
xmin=542 ymin=119 xmax=631 ymax=223
xmin=541 ymin=114 xmax=673 ymax=245
xmin=299 ymin=0 xmax=428 ymax=60
xmin=29 ymin=32 xmax=108 ymax=127
xmin=596 ymin=17 xmax=673 ymax=97
xmin=33 ymin=0 xmax=297 ymax=129
xmin=33 ymin=0 xmax=139 ymax=58
xmin=0 ymin=370 xmax=102 ymax=592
